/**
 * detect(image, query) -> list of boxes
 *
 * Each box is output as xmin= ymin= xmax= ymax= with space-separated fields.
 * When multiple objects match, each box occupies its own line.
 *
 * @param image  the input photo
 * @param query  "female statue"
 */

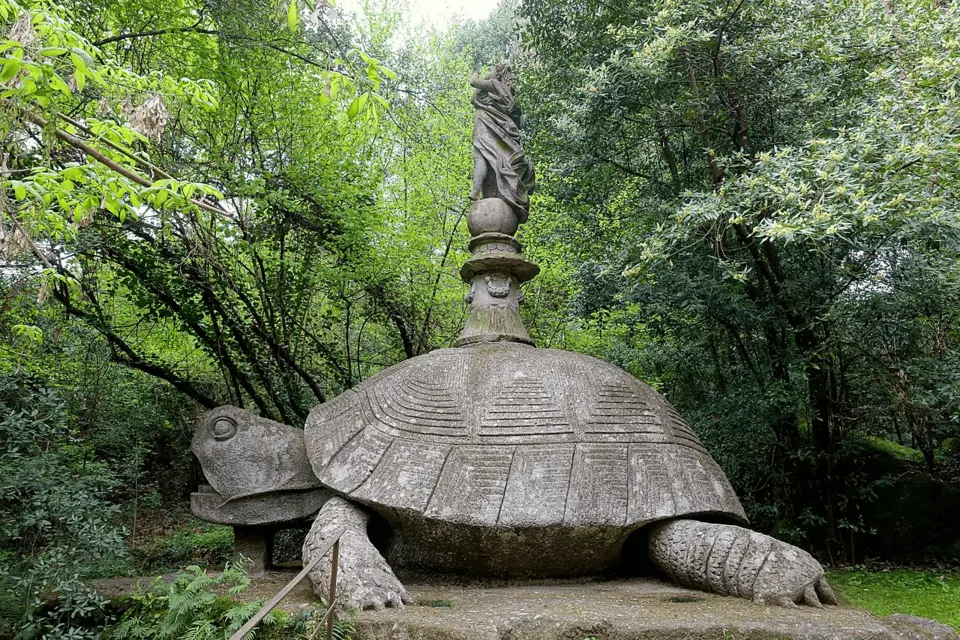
xmin=470 ymin=64 xmax=536 ymax=223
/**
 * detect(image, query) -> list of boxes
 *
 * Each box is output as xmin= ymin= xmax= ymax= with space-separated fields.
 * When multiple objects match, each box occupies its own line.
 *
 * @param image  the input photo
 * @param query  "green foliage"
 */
xmin=109 ymin=562 xmax=262 ymax=639
xmin=0 ymin=372 xmax=128 ymax=639
xmin=828 ymin=569 xmax=960 ymax=630
xmin=0 ymin=0 xmax=219 ymax=247
xmin=134 ymin=525 xmax=234 ymax=574
xmin=109 ymin=561 xmax=350 ymax=640
xmin=865 ymin=437 xmax=924 ymax=464
xmin=518 ymin=0 xmax=960 ymax=560
xmin=1 ymin=0 xmax=407 ymax=427
xmin=451 ymin=0 xmax=519 ymax=69
xmin=326 ymin=618 xmax=355 ymax=640
xmin=940 ymin=438 xmax=960 ymax=460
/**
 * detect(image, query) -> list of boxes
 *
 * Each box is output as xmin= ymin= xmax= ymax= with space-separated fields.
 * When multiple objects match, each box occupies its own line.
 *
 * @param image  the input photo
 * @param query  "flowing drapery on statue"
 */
xmin=470 ymin=64 xmax=536 ymax=222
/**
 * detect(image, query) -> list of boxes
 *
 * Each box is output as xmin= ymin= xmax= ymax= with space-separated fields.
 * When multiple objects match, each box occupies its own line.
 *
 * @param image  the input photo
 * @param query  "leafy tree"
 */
xmin=518 ymin=0 xmax=960 ymax=559
xmin=1 ymin=0 xmax=408 ymax=425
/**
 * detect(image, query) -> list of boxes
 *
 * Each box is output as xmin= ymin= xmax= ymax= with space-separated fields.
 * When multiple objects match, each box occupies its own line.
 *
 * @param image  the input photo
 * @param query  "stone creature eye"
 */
xmin=212 ymin=416 xmax=238 ymax=441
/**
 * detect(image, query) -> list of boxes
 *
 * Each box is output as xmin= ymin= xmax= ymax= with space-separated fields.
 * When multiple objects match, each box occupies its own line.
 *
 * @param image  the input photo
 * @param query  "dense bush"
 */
xmin=0 ymin=374 xmax=129 ymax=639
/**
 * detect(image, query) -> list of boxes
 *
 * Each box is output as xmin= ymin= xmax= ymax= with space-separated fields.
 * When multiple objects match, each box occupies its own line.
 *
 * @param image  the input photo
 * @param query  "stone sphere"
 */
xmin=468 ymin=198 xmax=518 ymax=236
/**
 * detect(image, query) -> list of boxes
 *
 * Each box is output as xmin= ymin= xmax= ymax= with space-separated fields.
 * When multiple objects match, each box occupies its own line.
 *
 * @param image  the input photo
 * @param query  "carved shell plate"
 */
xmin=304 ymin=343 xmax=747 ymax=529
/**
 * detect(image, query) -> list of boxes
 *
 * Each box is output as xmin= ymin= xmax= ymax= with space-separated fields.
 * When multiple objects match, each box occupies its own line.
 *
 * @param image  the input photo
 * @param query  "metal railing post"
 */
xmin=325 ymin=538 xmax=340 ymax=640
xmin=229 ymin=527 xmax=346 ymax=640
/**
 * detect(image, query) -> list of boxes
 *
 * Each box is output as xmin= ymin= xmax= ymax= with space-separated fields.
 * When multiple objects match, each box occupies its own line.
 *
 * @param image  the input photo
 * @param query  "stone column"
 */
xmin=456 ymin=198 xmax=539 ymax=347
xmin=233 ymin=525 xmax=274 ymax=573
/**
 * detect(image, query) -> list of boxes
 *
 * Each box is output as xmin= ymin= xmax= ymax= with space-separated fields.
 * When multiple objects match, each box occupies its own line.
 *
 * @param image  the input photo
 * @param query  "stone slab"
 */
xmin=351 ymin=580 xmax=957 ymax=640
xmin=91 ymin=574 xmax=956 ymax=640
xmin=190 ymin=485 xmax=330 ymax=526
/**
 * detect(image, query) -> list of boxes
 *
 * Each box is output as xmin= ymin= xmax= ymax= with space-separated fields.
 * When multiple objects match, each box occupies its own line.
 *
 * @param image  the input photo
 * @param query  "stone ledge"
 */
xmin=190 ymin=485 xmax=330 ymax=526
xmin=90 ymin=574 xmax=958 ymax=640
xmin=351 ymin=580 xmax=958 ymax=640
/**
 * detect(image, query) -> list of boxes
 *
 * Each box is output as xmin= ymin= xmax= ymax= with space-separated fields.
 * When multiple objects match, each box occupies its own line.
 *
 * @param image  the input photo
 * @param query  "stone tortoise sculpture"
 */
xmin=190 ymin=66 xmax=836 ymax=614
xmin=193 ymin=341 xmax=837 ymax=611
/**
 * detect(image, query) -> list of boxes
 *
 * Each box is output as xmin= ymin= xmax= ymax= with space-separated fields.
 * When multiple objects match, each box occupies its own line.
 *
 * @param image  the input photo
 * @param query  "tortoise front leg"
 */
xmin=648 ymin=519 xmax=837 ymax=608
xmin=303 ymin=497 xmax=410 ymax=610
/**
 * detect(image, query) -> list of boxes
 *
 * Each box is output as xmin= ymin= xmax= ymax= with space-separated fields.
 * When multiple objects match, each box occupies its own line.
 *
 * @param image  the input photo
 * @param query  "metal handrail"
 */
xmin=306 ymin=598 xmax=337 ymax=640
xmin=229 ymin=526 xmax=346 ymax=640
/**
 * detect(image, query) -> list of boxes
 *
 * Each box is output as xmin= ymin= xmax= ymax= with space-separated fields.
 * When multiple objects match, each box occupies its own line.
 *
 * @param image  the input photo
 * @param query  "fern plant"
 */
xmin=107 ymin=560 xmax=354 ymax=639
xmin=326 ymin=618 xmax=355 ymax=640
xmin=108 ymin=561 xmax=282 ymax=639
xmin=300 ymin=613 xmax=354 ymax=640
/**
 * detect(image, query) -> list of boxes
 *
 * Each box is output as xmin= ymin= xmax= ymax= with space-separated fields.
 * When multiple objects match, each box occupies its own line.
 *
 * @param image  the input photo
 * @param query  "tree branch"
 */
xmin=12 ymin=106 xmax=232 ymax=219
xmin=52 ymin=276 xmax=218 ymax=409
xmin=94 ymin=27 xmax=335 ymax=72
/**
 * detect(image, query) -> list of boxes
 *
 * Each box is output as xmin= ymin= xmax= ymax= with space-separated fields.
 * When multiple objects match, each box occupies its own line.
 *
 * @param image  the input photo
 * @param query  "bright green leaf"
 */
xmin=287 ymin=0 xmax=299 ymax=32
xmin=380 ymin=66 xmax=398 ymax=81
xmin=346 ymin=95 xmax=361 ymax=120
xmin=0 ymin=59 xmax=20 ymax=83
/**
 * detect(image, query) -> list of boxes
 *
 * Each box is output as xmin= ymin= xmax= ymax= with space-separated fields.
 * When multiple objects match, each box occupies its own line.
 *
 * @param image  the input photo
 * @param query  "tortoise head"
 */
xmin=192 ymin=406 xmax=322 ymax=502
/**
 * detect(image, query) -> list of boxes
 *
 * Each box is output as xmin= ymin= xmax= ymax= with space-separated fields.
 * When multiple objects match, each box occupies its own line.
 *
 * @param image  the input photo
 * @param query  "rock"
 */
xmin=304 ymin=341 xmax=747 ymax=579
xmin=350 ymin=580 xmax=918 ymax=640
xmin=192 ymin=406 xmax=323 ymax=505
xmin=233 ymin=525 xmax=275 ymax=574
xmin=189 ymin=68 xmax=882 ymax=614
xmin=882 ymin=614 xmax=960 ymax=640
xmin=190 ymin=484 xmax=329 ymax=527
xmin=469 ymin=65 xmax=535 ymax=220
xmin=190 ymin=407 xmax=331 ymax=572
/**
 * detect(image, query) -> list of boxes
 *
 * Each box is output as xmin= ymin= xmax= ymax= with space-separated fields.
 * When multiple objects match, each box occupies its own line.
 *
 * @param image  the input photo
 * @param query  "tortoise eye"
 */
xmin=213 ymin=416 xmax=238 ymax=441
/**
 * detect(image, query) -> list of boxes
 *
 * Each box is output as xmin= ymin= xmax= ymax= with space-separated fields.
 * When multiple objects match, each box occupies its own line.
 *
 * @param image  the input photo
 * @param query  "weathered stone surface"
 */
xmin=468 ymin=198 xmax=519 ymax=236
xmin=192 ymin=406 xmax=323 ymax=503
xmin=190 ymin=484 xmax=329 ymax=527
xmin=190 ymin=406 xmax=332 ymax=570
xmin=234 ymin=525 xmax=274 ymax=573
xmin=470 ymin=66 xmax=535 ymax=220
xmin=455 ymin=281 xmax=533 ymax=347
xmin=883 ymin=614 xmax=960 ymax=640
xmin=649 ymin=520 xmax=836 ymax=608
xmin=461 ymin=67 xmax=538 ymax=346
xmin=304 ymin=341 xmax=746 ymax=578
xmin=459 ymin=253 xmax=540 ymax=284
xmin=303 ymin=497 xmax=410 ymax=610
xmin=350 ymin=580 xmax=934 ymax=640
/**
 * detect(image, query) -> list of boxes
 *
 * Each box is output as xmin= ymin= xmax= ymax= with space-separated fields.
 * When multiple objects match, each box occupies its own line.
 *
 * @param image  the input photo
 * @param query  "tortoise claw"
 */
xmin=802 ymin=584 xmax=824 ymax=609
xmin=816 ymin=576 xmax=838 ymax=606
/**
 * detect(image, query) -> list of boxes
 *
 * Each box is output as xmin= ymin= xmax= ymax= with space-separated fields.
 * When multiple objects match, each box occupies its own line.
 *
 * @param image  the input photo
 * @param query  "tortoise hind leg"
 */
xmin=647 ymin=519 xmax=838 ymax=608
xmin=303 ymin=497 xmax=410 ymax=610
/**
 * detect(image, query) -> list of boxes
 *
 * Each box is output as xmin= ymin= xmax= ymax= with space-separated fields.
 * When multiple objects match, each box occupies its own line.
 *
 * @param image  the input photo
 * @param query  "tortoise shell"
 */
xmin=304 ymin=342 xmax=746 ymax=529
